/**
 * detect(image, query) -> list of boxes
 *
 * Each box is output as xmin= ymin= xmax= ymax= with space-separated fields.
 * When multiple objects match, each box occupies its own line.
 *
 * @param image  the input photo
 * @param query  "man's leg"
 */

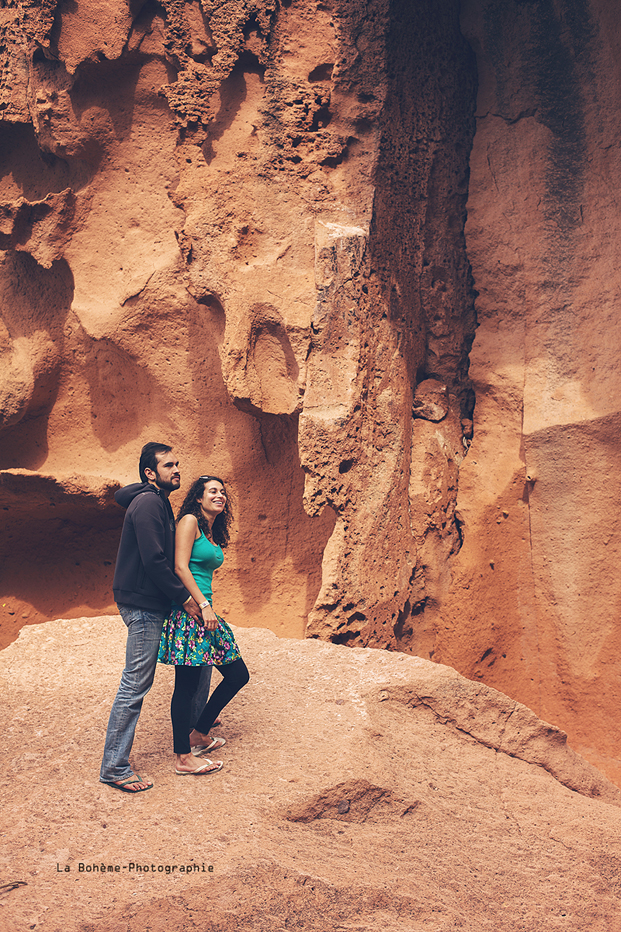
xmin=100 ymin=605 xmax=166 ymax=783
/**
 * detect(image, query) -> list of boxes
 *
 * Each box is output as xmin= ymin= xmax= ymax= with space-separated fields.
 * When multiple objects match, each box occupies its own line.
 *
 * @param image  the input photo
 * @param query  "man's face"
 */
xmin=148 ymin=450 xmax=181 ymax=493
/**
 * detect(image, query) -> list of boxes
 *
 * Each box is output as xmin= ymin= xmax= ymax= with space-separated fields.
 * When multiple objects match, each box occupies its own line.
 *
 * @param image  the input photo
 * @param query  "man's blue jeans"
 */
xmin=100 ymin=605 xmax=213 ymax=782
xmin=100 ymin=605 xmax=166 ymax=782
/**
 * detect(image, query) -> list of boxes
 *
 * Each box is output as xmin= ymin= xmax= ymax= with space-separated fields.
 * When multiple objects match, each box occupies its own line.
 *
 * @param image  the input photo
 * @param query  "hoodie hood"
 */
xmin=114 ymin=482 xmax=161 ymax=509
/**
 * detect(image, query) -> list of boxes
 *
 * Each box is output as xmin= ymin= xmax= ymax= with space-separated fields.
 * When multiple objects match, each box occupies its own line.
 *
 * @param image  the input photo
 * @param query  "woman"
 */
xmin=158 ymin=475 xmax=250 ymax=775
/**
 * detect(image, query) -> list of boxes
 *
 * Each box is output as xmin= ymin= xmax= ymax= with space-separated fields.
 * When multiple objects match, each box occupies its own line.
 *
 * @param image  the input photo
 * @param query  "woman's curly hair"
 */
xmin=176 ymin=475 xmax=233 ymax=547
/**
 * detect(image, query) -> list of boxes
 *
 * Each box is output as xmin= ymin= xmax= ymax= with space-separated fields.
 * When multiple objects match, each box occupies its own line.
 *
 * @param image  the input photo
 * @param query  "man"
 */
xmin=100 ymin=442 xmax=201 ymax=792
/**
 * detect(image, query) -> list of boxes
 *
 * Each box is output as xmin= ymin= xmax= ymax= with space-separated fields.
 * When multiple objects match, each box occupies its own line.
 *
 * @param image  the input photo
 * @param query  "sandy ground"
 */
xmin=1 ymin=617 xmax=621 ymax=931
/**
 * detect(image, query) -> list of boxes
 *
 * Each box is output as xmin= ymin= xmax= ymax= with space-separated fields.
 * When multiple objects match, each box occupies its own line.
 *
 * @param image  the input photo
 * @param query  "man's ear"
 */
xmin=144 ymin=468 xmax=156 ymax=482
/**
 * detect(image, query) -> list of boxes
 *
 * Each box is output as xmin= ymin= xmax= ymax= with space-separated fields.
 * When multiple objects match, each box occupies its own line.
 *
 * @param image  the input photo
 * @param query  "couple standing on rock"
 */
xmin=99 ymin=442 xmax=250 ymax=793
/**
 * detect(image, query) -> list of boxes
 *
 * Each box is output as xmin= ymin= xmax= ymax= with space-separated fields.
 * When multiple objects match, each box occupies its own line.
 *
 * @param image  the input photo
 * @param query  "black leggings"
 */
xmin=171 ymin=658 xmax=249 ymax=754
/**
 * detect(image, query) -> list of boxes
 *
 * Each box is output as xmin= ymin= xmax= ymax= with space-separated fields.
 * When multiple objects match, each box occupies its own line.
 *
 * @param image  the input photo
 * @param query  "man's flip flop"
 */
xmin=102 ymin=774 xmax=153 ymax=793
xmin=175 ymin=759 xmax=223 ymax=775
xmin=191 ymin=736 xmax=227 ymax=756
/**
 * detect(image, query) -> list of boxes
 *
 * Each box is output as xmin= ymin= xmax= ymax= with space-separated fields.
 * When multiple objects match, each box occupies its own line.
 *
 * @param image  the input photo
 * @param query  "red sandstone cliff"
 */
xmin=0 ymin=0 xmax=619 ymax=787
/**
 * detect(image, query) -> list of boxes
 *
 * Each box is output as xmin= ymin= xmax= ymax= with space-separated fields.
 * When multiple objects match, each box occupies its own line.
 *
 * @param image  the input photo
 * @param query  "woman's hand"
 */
xmin=201 ymin=604 xmax=219 ymax=631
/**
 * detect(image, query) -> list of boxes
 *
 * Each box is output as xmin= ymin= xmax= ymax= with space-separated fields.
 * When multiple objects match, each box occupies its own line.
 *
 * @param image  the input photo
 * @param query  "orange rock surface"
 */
xmin=438 ymin=0 xmax=621 ymax=789
xmin=0 ymin=0 xmax=620 ymax=788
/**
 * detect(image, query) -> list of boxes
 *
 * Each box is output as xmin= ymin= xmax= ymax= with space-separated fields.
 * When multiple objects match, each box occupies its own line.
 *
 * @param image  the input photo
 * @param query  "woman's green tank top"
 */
xmin=189 ymin=531 xmax=224 ymax=601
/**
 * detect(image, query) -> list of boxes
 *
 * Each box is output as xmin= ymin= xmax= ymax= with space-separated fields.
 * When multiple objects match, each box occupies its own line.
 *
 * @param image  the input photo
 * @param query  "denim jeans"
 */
xmin=99 ymin=604 xmax=166 ymax=782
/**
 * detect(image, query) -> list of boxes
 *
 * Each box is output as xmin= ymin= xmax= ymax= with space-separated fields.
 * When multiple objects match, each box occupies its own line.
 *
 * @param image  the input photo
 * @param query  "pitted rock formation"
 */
xmin=0 ymin=0 xmax=475 ymax=648
xmin=0 ymin=0 xmax=620 ymax=790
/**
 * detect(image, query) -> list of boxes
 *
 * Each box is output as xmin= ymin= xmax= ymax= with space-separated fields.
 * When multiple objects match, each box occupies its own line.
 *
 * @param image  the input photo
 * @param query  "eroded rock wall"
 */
xmin=433 ymin=0 xmax=621 ymax=787
xmin=1 ymin=0 xmax=363 ymax=638
xmin=0 ymin=0 xmax=476 ymax=651
xmin=301 ymin=2 xmax=476 ymax=649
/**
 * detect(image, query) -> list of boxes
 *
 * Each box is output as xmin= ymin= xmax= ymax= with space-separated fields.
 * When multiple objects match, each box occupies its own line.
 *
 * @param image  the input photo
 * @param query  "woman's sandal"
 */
xmin=175 ymin=759 xmax=223 ymax=775
xmin=191 ymin=736 xmax=227 ymax=756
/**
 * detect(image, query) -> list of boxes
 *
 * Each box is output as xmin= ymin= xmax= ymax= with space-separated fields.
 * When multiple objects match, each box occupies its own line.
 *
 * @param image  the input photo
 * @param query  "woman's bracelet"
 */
xmin=199 ymin=600 xmax=210 ymax=610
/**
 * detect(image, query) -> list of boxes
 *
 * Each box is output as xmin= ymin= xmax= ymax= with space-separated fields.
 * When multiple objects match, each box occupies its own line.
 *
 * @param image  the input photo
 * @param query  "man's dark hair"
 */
xmin=139 ymin=442 xmax=172 ymax=483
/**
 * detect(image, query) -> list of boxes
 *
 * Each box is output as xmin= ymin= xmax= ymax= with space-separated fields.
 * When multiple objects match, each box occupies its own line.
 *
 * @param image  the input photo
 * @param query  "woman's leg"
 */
xmin=189 ymin=665 xmax=213 ymax=730
xmin=171 ymin=665 xmax=202 ymax=754
xmin=172 ymin=666 xmax=223 ymax=774
xmin=193 ymin=658 xmax=249 ymax=736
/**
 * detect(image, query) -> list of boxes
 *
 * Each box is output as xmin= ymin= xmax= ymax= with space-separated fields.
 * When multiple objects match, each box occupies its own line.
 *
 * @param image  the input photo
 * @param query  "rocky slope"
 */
xmin=2 ymin=616 xmax=621 ymax=931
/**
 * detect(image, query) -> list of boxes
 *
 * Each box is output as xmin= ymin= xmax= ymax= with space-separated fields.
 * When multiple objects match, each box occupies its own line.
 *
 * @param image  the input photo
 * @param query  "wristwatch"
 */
xmin=199 ymin=600 xmax=210 ymax=609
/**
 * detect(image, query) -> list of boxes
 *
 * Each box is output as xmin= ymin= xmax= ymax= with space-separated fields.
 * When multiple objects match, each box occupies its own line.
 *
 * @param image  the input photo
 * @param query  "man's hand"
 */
xmin=184 ymin=597 xmax=201 ymax=621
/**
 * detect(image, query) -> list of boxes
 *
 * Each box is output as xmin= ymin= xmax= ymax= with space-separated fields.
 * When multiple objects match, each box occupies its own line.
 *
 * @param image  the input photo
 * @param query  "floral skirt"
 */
xmin=158 ymin=606 xmax=241 ymax=666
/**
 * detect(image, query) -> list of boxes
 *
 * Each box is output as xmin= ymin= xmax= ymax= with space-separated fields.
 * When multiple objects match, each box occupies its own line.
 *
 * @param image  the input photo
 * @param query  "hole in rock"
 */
xmin=308 ymin=63 xmax=334 ymax=82
xmin=348 ymin=611 xmax=366 ymax=624
xmin=246 ymin=318 xmax=300 ymax=415
xmin=243 ymin=14 xmax=264 ymax=41
xmin=0 ymin=123 xmax=91 ymax=201
xmin=286 ymin=779 xmax=418 ymax=824
xmin=70 ymin=58 xmax=150 ymax=142
xmin=201 ymin=51 xmax=265 ymax=165
xmin=0 ymin=471 xmax=123 ymax=643
xmin=311 ymin=104 xmax=333 ymax=132
xmin=194 ymin=293 xmax=225 ymax=341
xmin=0 ymin=252 xmax=73 ymax=466
xmin=183 ymin=0 xmax=216 ymax=64
xmin=84 ymin=338 xmax=155 ymax=451
xmin=354 ymin=117 xmax=372 ymax=134
xmin=332 ymin=629 xmax=361 ymax=646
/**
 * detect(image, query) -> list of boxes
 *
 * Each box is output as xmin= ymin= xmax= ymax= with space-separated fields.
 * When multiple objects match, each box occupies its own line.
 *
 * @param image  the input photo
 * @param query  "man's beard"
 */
xmin=155 ymin=475 xmax=180 ymax=493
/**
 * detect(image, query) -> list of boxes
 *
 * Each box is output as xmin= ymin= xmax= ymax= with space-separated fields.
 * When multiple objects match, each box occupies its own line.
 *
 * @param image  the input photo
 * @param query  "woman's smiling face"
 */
xmin=199 ymin=480 xmax=227 ymax=520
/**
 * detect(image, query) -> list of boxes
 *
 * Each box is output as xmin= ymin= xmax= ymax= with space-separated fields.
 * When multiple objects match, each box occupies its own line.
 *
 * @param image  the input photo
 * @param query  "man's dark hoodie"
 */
xmin=112 ymin=482 xmax=190 ymax=612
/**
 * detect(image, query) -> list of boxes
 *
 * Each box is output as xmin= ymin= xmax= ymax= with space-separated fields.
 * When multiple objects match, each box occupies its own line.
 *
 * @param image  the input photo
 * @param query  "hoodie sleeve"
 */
xmin=131 ymin=494 xmax=190 ymax=605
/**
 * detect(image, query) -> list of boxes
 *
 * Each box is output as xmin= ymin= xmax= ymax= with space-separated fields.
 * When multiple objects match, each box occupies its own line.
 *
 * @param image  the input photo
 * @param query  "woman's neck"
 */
xmin=199 ymin=509 xmax=214 ymax=533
